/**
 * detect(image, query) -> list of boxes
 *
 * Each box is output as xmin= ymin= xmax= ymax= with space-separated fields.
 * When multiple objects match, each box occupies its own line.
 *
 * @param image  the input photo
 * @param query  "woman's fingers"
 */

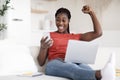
xmin=41 ymin=37 xmax=53 ymax=48
xmin=82 ymin=5 xmax=92 ymax=14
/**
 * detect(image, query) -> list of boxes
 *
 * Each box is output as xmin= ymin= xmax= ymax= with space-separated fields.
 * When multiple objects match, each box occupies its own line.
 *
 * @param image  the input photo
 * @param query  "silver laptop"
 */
xmin=65 ymin=40 xmax=99 ymax=64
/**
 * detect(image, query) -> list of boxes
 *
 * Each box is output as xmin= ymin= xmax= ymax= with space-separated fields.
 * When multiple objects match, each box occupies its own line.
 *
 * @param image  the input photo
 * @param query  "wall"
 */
xmin=7 ymin=0 xmax=31 ymax=46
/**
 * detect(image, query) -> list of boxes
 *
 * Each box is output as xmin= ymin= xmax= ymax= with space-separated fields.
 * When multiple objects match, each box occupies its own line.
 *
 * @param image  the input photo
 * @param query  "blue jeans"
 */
xmin=45 ymin=58 xmax=96 ymax=80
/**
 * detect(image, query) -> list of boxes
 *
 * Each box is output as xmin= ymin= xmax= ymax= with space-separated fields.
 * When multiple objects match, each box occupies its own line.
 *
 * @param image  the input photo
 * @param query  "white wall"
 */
xmin=7 ymin=0 xmax=31 ymax=46
xmin=102 ymin=0 xmax=120 ymax=30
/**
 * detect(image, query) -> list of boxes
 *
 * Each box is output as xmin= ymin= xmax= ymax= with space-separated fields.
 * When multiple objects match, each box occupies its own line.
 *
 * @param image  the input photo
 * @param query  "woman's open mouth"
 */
xmin=58 ymin=26 xmax=64 ymax=31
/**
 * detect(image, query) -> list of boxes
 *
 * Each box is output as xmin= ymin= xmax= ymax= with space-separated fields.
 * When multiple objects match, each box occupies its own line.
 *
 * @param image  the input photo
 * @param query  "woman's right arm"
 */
xmin=37 ymin=37 xmax=53 ymax=66
xmin=37 ymin=47 xmax=48 ymax=66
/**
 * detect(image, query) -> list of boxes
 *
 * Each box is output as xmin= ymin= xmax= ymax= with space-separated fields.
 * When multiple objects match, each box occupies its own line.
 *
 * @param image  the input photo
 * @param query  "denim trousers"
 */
xmin=45 ymin=58 xmax=96 ymax=80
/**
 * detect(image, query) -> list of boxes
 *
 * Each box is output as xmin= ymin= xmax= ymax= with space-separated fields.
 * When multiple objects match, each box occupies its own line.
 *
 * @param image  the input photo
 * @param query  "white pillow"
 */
xmin=0 ymin=44 xmax=38 ymax=76
xmin=29 ymin=46 xmax=46 ymax=72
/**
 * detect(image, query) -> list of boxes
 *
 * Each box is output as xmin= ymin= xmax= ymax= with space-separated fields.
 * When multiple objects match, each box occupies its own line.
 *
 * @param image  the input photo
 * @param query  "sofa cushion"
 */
xmin=0 ymin=44 xmax=38 ymax=76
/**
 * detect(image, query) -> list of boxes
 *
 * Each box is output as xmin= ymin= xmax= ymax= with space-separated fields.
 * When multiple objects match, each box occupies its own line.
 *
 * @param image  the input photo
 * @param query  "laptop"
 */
xmin=65 ymin=40 xmax=99 ymax=64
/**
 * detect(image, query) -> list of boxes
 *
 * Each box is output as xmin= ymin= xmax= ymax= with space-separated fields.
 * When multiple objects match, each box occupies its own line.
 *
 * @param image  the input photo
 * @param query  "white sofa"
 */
xmin=0 ymin=43 xmax=117 ymax=80
xmin=0 ymin=43 xmax=69 ymax=80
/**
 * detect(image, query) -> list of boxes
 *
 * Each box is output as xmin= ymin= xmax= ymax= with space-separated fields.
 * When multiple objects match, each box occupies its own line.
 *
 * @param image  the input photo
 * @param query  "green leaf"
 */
xmin=0 ymin=0 xmax=11 ymax=16
xmin=0 ymin=24 xmax=7 ymax=31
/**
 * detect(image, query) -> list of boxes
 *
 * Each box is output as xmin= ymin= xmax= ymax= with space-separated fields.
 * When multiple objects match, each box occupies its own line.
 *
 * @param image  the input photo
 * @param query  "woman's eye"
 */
xmin=62 ymin=20 xmax=66 ymax=22
xmin=56 ymin=19 xmax=60 ymax=22
xmin=56 ymin=19 xmax=66 ymax=23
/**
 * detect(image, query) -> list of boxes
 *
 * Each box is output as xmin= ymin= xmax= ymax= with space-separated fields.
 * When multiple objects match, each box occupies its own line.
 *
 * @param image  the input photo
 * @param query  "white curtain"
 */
xmin=83 ymin=0 xmax=113 ymax=17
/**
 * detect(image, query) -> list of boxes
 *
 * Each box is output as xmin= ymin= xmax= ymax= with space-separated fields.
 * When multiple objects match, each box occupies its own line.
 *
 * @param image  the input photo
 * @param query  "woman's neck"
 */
xmin=56 ymin=31 xmax=69 ymax=34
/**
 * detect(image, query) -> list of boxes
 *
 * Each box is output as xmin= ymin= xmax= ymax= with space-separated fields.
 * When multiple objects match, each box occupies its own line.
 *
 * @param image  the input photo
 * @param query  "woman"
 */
xmin=38 ymin=5 xmax=114 ymax=80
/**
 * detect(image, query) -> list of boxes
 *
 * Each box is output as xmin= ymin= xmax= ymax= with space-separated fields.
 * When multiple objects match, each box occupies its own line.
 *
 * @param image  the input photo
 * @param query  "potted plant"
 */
xmin=0 ymin=24 xmax=7 ymax=31
xmin=0 ymin=0 xmax=11 ymax=39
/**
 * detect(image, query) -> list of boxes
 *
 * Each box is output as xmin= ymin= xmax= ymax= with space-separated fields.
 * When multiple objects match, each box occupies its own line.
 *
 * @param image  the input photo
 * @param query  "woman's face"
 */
xmin=55 ymin=13 xmax=69 ymax=33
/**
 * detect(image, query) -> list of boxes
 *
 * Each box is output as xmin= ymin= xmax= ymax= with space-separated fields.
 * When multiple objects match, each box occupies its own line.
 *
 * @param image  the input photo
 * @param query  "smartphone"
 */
xmin=43 ymin=32 xmax=51 ymax=42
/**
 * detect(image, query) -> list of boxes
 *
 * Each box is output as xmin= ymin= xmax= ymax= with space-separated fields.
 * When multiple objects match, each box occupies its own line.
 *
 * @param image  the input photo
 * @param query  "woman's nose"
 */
xmin=59 ymin=21 xmax=63 ymax=25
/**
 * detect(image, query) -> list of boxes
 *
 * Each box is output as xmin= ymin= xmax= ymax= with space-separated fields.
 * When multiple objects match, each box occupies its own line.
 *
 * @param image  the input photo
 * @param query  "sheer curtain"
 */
xmin=83 ymin=0 xmax=112 ymax=12
xmin=83 ymin=0 xmax=113 ymax=23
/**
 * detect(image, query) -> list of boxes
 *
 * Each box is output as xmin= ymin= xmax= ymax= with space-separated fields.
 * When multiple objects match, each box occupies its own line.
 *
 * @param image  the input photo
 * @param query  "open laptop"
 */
xmin=65 ymin=40 xmax=99 ymax=64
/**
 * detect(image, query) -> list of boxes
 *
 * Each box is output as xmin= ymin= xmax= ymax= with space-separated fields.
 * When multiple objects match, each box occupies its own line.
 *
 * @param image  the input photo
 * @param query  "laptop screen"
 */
xmin=65 ymin=40 xmax=99 ymax=64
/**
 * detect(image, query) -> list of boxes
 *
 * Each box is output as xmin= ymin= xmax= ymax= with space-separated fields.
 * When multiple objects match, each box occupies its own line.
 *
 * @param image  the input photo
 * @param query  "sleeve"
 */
xmin=71 ymin=33 xmax=81 ymax=40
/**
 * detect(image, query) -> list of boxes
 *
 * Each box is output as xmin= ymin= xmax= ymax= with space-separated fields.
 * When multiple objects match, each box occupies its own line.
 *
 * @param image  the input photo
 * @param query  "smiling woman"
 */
xmin=31 ymin=1 xmax=120 ymax=78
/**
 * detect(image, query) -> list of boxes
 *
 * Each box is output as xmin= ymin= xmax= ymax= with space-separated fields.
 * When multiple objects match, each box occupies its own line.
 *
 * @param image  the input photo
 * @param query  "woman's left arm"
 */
xmin=80 ymin=5 xmax=102 ymax=41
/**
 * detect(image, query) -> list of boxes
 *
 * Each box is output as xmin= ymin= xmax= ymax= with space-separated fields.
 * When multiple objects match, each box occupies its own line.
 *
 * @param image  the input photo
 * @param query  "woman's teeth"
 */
xmin=59 ymin=26 xmax=64 ymax=29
